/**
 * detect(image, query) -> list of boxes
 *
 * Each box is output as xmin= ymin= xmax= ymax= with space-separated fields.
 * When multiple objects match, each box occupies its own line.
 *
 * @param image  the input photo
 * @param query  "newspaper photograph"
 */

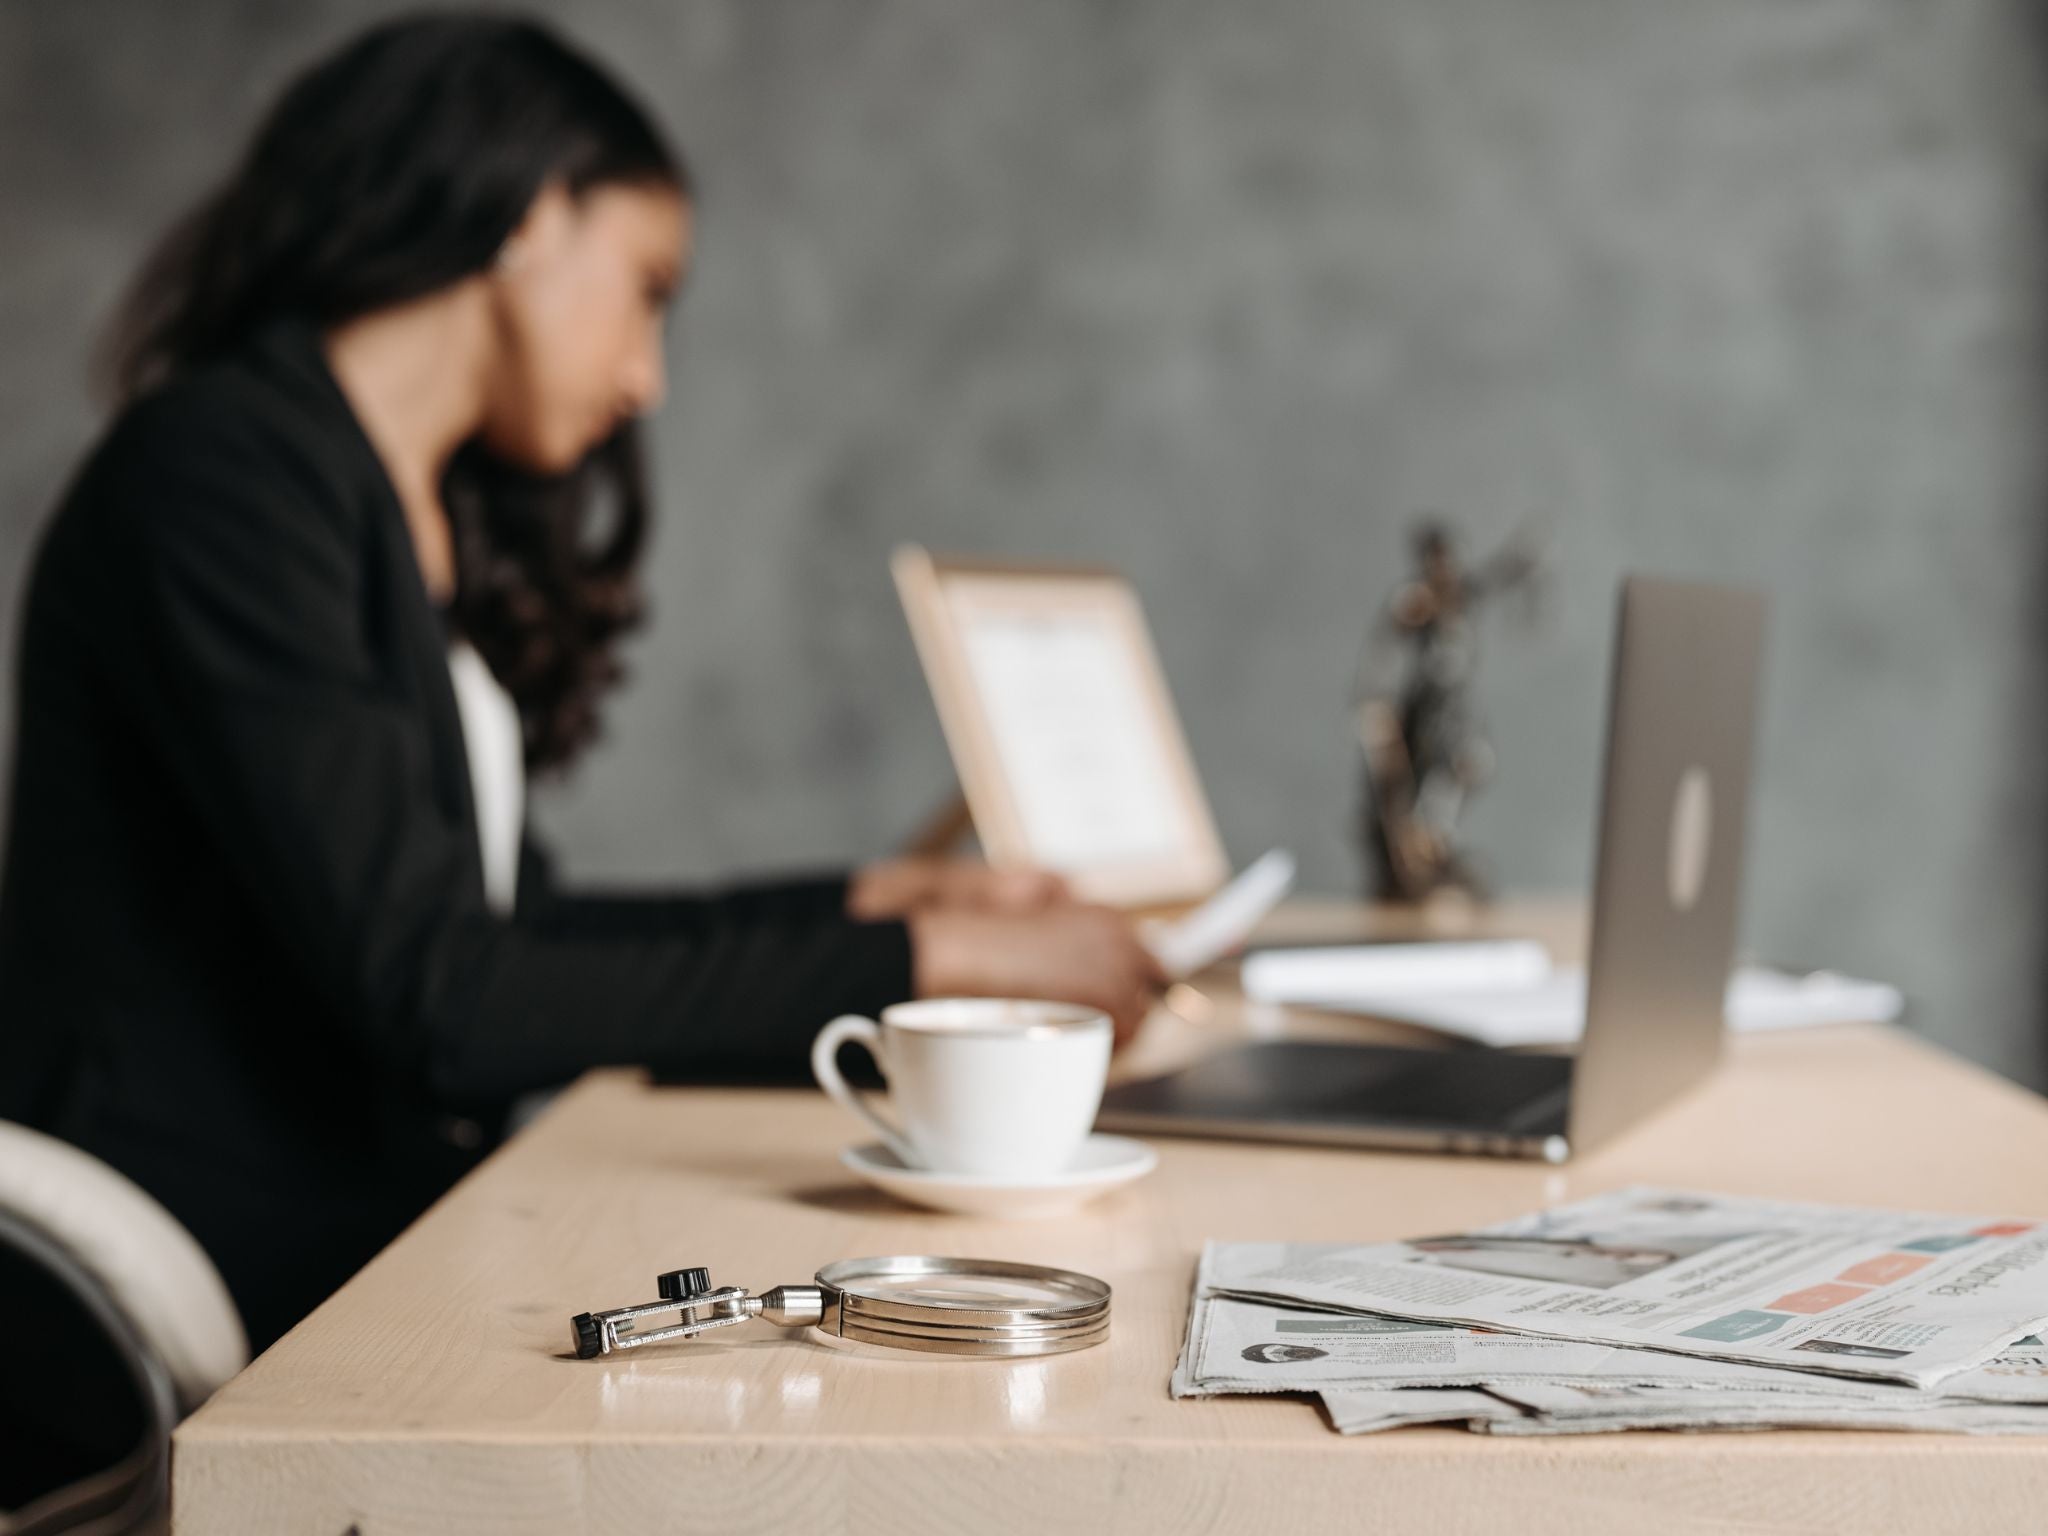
xmin=1203 ymin=1187 xmax=2048 ymax=1388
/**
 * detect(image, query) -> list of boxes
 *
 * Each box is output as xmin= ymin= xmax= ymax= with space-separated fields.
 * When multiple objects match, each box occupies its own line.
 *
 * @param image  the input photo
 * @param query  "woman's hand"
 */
xmin=907 ymin=905 xmax=1165 ymax=1050
xmin=847 ymin=857 xmax=1071 ymax=920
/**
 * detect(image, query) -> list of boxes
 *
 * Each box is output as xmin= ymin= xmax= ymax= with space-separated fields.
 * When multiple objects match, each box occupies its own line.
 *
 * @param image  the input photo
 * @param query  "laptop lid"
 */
xmin=1565 ymin=575 xmax=1768 ymax=1154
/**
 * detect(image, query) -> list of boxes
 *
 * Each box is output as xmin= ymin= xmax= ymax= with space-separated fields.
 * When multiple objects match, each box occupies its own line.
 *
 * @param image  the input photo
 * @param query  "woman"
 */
xmin=0 ymin=14 xmax=1160 ymax=1351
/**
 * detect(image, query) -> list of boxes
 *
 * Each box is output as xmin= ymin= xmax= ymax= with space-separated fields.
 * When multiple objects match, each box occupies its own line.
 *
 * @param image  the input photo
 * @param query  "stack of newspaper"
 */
xmin=1173 ymin=1188 xmax=2048 ymax=1435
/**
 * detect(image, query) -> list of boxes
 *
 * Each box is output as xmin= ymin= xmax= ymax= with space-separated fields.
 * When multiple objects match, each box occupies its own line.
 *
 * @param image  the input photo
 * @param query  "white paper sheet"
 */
xmin=1145 ymin=849 xmax=1297 ymax=979
xmin=1241 ymin=944 xmax=1902 ymax=1048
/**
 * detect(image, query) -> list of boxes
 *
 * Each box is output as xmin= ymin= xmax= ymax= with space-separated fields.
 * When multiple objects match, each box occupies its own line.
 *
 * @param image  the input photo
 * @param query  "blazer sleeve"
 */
xmin=95 ymin=396 xmax=913 ymax=1102
xmin=513 ymin=838 xmax=857 ymax=934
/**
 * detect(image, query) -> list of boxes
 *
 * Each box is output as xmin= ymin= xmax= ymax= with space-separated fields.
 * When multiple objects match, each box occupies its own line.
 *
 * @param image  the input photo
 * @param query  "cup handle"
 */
xmin=811 ymin=1015 xmax=922 ymax=1168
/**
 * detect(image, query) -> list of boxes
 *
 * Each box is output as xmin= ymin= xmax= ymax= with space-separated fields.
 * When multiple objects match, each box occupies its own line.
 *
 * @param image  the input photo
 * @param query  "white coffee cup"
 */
xmin=810 ymin=998 xmax=1112 ymax=1178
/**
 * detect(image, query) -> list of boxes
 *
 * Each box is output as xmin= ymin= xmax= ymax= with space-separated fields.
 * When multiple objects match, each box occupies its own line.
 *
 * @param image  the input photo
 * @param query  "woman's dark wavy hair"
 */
xmin=103 ymin=11 xmax=689 ymax=771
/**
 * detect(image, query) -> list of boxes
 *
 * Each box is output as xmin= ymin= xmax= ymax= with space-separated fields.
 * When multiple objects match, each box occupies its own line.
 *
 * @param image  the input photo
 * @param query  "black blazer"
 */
xmin=0 ymin=320 xmax=913 ymax=1349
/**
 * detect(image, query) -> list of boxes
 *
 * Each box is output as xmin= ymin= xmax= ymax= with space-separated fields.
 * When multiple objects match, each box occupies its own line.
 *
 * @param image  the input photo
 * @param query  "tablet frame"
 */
xmin=892 ymin=545 xmax=1229 ymax=909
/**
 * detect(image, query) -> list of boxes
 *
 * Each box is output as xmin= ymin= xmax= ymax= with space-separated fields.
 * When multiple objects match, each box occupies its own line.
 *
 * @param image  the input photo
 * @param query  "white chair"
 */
xmin=0 ymin=1121 xmax=248 ymax=1535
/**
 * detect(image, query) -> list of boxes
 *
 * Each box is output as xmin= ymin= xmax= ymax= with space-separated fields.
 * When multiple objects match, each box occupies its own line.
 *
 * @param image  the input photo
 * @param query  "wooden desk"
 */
xmin=173 ymin=902 xmax=2048 ymax=1535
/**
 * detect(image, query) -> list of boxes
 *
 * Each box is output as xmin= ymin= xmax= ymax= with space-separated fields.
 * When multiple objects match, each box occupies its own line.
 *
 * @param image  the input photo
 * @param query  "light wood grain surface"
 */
xmin=173 ymin=902 xmax=2048 ymax=1535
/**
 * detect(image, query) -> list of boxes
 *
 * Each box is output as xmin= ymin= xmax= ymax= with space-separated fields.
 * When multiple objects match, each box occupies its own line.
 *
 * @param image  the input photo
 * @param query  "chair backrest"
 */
xmin=0 ymin=1122 xmax=247 ymax=1410
xmin=0 ymin=1122 xmax=249 ymax=1535
xmin=0 ymin=1206 xmax=175 ymax=1535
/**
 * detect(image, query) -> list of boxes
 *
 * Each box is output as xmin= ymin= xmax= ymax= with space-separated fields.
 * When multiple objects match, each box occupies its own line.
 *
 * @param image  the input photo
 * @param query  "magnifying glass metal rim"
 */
xmin=838 ymin=1295 xmax=1108 ymax=1332
xmin=820 ymin=1255 xmax=1111 ymax=1324
xmin=833 ymin=1319 xmax=1111 ymax=1357
xmin=837 ymin=1303 xmax=1107 ymax=1337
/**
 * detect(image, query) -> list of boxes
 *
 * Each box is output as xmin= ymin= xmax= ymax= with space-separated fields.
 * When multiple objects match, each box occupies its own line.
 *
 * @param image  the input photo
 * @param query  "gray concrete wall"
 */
xmin=5 ymin=0 xmax=2045 ymax=1085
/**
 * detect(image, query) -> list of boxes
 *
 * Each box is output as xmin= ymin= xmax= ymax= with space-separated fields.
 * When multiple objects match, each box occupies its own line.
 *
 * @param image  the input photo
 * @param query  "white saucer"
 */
xmin=839 ymin=1135 xmax=1158 ymax=1218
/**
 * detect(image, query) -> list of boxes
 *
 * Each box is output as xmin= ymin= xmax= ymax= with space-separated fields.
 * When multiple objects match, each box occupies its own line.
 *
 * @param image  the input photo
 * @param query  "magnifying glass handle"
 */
xmin=757 ymin=1285 xmax=826 ymax=1329
xmin=571 ymin=1271 xmax=828 ymax=1357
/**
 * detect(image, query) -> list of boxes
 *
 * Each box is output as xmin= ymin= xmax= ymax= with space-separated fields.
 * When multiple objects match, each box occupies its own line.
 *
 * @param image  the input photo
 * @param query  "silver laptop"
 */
xmin=1096 ymin=575 xmax=1768 ymax=1162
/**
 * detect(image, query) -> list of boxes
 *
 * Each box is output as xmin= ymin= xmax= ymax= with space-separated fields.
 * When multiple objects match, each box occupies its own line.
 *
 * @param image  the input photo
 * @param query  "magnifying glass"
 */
xmin=572 ymin=1257 xmax=1111 ymax=1360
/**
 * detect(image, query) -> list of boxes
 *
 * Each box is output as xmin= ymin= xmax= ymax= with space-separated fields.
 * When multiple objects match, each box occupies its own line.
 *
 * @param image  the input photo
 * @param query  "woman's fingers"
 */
xmin=906 ymin=904 xmax=1163 ymax=1049
xmin=979 ymin=867 xmax=1073 ymax=911
xmin=845 ymin=857 xmax=936 ymax=920
xmin=1107 ymin=988 xmax=1154 ymax=1052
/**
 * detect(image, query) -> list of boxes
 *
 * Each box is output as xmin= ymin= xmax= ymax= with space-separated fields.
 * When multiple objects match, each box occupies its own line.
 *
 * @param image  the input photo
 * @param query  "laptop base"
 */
xmin=1096 ymin=1041 xmax=1573 ymax=1162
